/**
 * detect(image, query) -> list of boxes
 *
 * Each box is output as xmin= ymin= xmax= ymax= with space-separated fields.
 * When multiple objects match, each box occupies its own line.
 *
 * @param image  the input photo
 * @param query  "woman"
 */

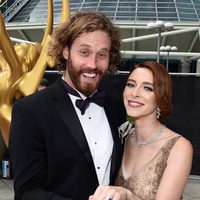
xmin=90 ymin=61 xmax=193 ymax=200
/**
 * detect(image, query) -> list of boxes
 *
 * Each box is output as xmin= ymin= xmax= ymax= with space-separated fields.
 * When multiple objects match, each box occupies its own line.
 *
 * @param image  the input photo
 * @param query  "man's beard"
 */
xmin=67 ymin=57 xmax=107 ymax=96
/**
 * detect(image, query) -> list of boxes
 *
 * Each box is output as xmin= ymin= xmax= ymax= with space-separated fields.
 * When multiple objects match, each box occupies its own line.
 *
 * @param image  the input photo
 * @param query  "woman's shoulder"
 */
xmin=167 ymin=129 xmax=192 ymax=148
xmin=166 ymin=129 xmax=193 ymax=161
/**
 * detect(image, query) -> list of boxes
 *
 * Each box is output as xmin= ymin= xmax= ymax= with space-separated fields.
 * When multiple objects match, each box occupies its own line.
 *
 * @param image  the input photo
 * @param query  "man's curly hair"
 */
xmin=48 ymin=11 xmax=121 ymax=72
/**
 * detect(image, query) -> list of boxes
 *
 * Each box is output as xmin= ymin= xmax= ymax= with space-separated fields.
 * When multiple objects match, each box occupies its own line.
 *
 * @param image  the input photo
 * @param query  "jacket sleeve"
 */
xmin=9 ymin=100 xmax=74 ymax=200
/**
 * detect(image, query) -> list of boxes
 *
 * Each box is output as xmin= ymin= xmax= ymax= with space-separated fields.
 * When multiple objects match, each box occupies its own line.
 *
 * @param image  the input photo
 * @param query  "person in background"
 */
xmin=90 ymin=61 xmax=193 ymax=200
xmin=37 ymin=78 xmax=49 ymax=91
xmin=9 ymin=11 xmax=126 ymax=200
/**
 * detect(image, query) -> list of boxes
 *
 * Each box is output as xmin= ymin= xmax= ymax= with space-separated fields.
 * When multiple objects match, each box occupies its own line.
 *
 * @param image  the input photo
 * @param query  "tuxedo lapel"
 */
xmin=51 ymin=80 xmax=95 ymax=169
xmin=103 ymin=96 xmax=123 ymax=182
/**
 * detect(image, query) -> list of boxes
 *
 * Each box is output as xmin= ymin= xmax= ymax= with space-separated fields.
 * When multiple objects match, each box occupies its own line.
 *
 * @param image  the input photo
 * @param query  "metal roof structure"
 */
xmin=1 ymin=0 xmax=200 ymax=72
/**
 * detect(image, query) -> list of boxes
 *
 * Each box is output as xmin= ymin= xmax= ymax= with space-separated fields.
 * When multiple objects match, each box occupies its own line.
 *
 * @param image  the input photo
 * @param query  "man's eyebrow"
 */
xmin=78 ymin=44 xmax=110 ymax=52
xmin=79 ymin=44 xmax=91 ymax=48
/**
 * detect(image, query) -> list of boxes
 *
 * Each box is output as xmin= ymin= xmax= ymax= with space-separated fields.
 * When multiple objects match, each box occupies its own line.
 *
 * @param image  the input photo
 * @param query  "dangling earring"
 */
xmin=156 ymin=106 xmax=161 ymax=119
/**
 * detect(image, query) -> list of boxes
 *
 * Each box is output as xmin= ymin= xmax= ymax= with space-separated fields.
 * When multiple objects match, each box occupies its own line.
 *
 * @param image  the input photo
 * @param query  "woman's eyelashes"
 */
xmin=144 ymin=86 xmax=154 ymax=92
xmin=126 ymin=81 xmax=154 ymax=92
xmin=126 ymin=82 xmax=135 ymax=88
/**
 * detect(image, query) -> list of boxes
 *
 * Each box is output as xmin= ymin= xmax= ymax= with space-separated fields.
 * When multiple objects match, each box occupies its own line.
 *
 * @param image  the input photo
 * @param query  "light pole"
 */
xmin=147 ymin=21 xmax=174 ymax=63
xmin=160 ymin=45 xmax=177 ymax=71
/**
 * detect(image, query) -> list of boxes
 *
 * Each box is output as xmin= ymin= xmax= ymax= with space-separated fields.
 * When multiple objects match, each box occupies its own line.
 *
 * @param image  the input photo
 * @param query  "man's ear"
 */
xmin=63 ymin=47 xmax=69 ymax=59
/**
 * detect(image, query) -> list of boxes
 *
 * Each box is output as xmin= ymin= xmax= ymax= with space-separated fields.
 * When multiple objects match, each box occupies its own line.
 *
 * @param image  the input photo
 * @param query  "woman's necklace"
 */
xmin=131 ymin=124 xmax=166 ymax=148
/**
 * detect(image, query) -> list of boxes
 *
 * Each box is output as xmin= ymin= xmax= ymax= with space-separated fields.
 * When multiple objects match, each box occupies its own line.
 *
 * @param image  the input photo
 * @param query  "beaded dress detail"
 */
xmin=115 ymin=135 xmax=181 ymax=200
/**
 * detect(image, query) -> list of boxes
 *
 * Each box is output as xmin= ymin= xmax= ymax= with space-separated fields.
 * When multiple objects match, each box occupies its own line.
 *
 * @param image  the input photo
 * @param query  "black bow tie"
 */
xmin=61 ymin=80 xmax=106 ymax=115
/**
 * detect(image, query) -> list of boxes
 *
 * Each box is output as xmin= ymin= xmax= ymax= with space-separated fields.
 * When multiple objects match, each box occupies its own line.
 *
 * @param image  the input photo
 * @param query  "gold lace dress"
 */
xmin=115 ymin=135 xmax=181 ymax=200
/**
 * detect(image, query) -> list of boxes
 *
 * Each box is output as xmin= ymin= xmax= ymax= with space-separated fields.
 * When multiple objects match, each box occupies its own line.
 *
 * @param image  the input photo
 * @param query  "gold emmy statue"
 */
xmin=0 ymin=0 xmax=70 ymax=148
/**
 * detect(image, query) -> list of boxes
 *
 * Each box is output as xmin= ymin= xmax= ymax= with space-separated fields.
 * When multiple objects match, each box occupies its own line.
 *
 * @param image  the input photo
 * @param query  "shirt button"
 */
xmin=97 ymin=167 xmax=100 ymax=169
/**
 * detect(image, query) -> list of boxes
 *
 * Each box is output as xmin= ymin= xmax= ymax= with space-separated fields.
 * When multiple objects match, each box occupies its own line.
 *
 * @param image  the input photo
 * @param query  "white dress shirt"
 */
xmin=68 ymin=91 xmax=113 ymax=185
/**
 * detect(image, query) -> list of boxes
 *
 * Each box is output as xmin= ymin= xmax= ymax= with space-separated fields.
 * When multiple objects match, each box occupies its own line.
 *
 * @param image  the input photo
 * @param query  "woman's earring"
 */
xmin=156 ymin=106 xmax=161 ymax=119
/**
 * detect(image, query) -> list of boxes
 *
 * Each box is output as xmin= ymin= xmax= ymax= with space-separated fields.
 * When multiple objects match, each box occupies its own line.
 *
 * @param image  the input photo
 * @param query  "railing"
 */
xmin=189 ymin=175 xmax=200 ymax=180
xmin=45 ymin=70 xmax=200 ymax=76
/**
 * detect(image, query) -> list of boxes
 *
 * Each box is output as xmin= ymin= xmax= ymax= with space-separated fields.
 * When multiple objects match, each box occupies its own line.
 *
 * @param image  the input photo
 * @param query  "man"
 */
xmin=9 ymin=11 xmax=126 ymax=200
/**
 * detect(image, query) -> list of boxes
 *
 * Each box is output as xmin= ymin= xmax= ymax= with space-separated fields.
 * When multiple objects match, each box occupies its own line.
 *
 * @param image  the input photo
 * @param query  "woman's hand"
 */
xmin=89 ymin=185 xmax=132 ymax=200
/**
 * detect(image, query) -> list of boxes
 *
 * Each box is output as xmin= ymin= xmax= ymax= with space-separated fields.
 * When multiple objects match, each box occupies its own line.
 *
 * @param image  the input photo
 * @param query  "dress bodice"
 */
xmin=115 ymin=135 xmax=181 ymax=200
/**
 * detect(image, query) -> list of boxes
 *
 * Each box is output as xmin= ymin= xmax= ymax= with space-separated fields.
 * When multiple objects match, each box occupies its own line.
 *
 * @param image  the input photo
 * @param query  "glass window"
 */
xmin=70 ymin=0 xmax=83 ymax=3
xmin=119 ymin=0 xmax=136 ymax=2
xmin=138 ymin=0 xmax=155 ymax=2
xmin=157 ymin=3 xmax=176 ymax=7
xmin=158 ymin=17 xmax=179 ymax=21
xmin=176 ymin=3 xmax=193 ymax=8
xmin=100 ymin=2 xmax=117 ymax=6
xmin=137 ymin=16 xmax=157 ymax=20
xmin=179 ymin=13 xmax=198 ymax=18
xmin=118 ymin=7 xmax=136 ymax=12
xmin=158 ymin=7 xmax=176 ymax=12
xmin=176 ymin=0 xmax=191 ymax=2
xmin=157 ymin=0 xmax=174 ymax=2
xmin=178 ymin=8 xmax=196 ymax=13
xmin=85 ymin=0 xmax=99 ymax=2
xmin=6 ymin=0 xmax=200 ymax=23
xmin=98 ymin=7 xmax=116 ymax=11
xmin=158 ymin=12 xmax=178 ymax=17
xmin=138 ymin=2 xmax=155 ymax=6
xmin=117 ymin=12 xmax=135 ymax=16
xmin=82 ymin=3 xmax=99 ymax=7
xmin=101 ymin=0 xmax=117 ymax=2
xmin=137 ymin=7 xmax=156 ymax=12
xmin=118 ymin=2 xmax=135 ymax=6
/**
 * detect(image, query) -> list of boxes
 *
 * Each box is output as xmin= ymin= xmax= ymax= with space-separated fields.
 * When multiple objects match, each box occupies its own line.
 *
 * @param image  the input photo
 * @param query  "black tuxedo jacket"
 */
xmin=9 ymin=78 xmax=126 ymax=200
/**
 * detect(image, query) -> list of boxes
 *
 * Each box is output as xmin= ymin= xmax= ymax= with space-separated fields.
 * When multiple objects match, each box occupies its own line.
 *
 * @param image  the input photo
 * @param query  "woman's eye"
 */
xmin=144 ymin=86 xmax=153 ymax=91
xmin=126 ymin=82 xmax=135 ymax=88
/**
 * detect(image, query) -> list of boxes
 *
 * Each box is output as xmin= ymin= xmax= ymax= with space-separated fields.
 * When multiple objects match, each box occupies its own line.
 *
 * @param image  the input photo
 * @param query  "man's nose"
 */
xmin=87 ymin=54 xmax=97 ymax=69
